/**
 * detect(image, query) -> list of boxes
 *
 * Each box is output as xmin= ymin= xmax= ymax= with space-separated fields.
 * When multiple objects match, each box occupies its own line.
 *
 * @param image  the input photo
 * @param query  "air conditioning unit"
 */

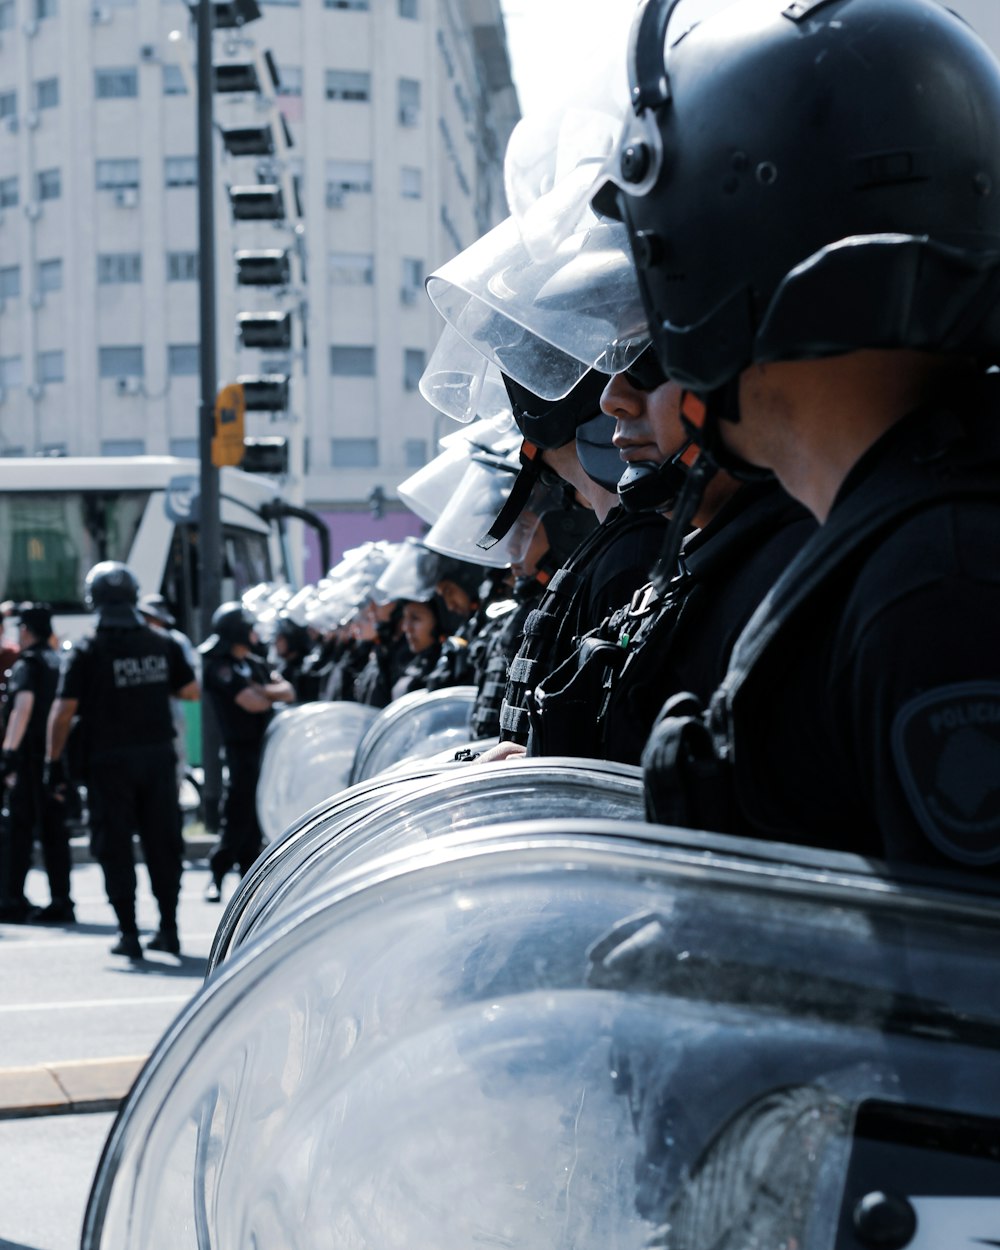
xmin=400 ymin=286 xmax=418 ymax=306
xmin=139 ymin=44 xmax=158 ymax=63
xmin=399 ymin=105 xmax=419 ymax=126
xmin=30 ymin=292 xmax=44 ymax=309
xmin=91 ymin=6 xmax=112 ymax=24
xmin=115 ymin=376 xmax=142 ymax=397
xmin=27 ymin=383 xmax=43 ymax=401
xmin=24 ymin=111 xmax=39 ymax=130
xmin=325 ymin=187 xmax=345 ymax=209
xmin=24 ymin=202 xmax=41 ymax=221
xmin=4 ymin=115 xmax=17 ymax=134
xmin=114 ymin=188 xmax=139 ymax=208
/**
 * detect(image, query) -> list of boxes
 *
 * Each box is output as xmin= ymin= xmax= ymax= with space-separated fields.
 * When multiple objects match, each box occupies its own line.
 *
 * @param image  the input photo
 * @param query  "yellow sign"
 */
xmin=212 ymin=383 xmax=246 ymax=468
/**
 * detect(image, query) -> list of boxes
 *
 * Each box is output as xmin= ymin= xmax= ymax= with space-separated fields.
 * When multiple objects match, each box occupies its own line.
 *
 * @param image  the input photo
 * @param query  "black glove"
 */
xmin=1 ymin=748 xmax=19 ymax=781
xmin=42 ymin=756 xmax=68 ymax=794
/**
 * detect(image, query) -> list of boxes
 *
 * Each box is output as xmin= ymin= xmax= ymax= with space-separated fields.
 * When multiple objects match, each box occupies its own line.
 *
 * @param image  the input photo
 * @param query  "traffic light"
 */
xmin=242 ymin=436 xmax=289 ymax=475
xmin=228 ymin=184 xmax=285 ymax=221
xmin=368 ymin=485 xmax=386 ymax=520
xmin=237 ymin=312 xmax=292 ymax=350
xmin=187 ymin=0 xmax=262 ymax=27
xmin=238 ymin=374 xmax=290 ymax=411
xmin=235 ymin=250 xmax=291 ymax=287
xmin=214 ymin=62 xmax=260 ymax=94
xmin=212 ymin=383 xmax=246 ymax=468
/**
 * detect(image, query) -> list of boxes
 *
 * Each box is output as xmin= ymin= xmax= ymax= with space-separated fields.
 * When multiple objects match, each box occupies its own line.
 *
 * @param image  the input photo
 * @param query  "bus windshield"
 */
xmin=0 ymin=490 xmax=150 ymax=610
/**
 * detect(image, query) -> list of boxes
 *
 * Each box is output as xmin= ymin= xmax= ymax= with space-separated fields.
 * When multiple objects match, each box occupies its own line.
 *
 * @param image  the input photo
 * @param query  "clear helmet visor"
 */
xmin=399 ymin=419 xmax=521 ymax=526
xmin=426 ymin=215 xmax=649 ymax=402
xmin=373 ymin=537 xmax=441 ymax=604
xmin=419 ymin=324 xmax=516 ymax=428
xmin=417 ymin=455 xmax=550 ymax=567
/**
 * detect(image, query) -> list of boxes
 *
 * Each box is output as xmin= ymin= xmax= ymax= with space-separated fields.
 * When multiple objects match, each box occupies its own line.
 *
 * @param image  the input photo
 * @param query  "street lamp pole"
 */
xmin=197 ymin=0 xmax=223 ymax=829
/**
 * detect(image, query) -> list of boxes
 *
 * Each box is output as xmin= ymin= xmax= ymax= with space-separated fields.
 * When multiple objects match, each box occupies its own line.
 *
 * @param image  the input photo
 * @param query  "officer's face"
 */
xmin=401 ymin=602 xmax=438 ymax=654
xmin=601 ymin=373 xmax=687 ymax=466
xmin=437 ymin=580 xmax=473 ymax=617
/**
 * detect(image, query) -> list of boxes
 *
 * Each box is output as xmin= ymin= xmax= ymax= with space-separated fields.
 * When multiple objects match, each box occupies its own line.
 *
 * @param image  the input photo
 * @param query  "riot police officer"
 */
xmin=0 ymin=602 xmax=73 ymax=923
xmin=200 ymin=602 xmax=294 ymax=902
xmin=46 ymin=563 xmax=199 ymax=957
xmin=591 ymin=0 xmax=1000 ymax=869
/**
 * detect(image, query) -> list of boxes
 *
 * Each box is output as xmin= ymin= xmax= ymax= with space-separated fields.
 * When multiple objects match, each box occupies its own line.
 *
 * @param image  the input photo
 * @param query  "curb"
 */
xmin=0 ymin=1056 xmax=146 ymax=1120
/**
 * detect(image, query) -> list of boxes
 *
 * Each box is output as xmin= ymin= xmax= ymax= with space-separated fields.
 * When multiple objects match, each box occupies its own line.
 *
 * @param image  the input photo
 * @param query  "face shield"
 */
xmin=419 ymin=323 xmax=517 ymax=427
xmin=397 ymin=419 xmax=521 ymax=526
xmin=372 ymin=538 xmax=442 ymax=605
xmin=249 ymin=583 xmax=293 ymax=645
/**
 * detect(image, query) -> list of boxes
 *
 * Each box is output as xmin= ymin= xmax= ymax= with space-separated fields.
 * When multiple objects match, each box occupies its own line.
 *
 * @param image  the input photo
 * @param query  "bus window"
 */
xmin=0 ymin=491 xmax=149 ymax=609
xmin=221 ymin=527 xmax=273 ymax=603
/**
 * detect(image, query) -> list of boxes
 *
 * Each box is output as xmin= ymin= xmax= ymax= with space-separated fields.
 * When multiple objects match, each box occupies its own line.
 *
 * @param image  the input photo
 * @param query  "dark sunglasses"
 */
xmin=622 ymin=344 xmax=667 ymax=393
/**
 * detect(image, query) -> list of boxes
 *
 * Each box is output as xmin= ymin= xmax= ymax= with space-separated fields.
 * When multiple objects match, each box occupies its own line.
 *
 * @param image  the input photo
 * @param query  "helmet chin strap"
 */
xmin=617 ymin=439 xmax=701 ymax=513
xmin=680 ymin=385 xmax=774 ymax=484
xmin=476 ymin=440 xmax=545 ymax=550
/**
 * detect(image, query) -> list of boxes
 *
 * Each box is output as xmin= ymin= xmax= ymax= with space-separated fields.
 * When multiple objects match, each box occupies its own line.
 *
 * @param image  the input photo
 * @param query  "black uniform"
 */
xmin=529 ymin=483 xmax=815 ymax=764
xmin=203 ymin=650 xmax=277 ymax=879
xmin=499 ymin=508 xmax=668 ymax=746
xmin=58 ymin=621 xmax=194 ymax=935
xmin=645 ymin=389 xmax=1000 ymax=874
xmin=1 ymin=642 xmax=69 ymax=912
xmin=390 ymin=643 xmax=443 ymax=702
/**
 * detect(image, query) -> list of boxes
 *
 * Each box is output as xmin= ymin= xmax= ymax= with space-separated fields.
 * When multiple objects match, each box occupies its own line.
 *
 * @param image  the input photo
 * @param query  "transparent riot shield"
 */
xmin=255 ymin=701 xmax=380 ymax=842
xmin=209 ymin=760 xmax=455 ymax=973
xmin=349 ymin=686 xmax=477 ymax=784
xmin=84 ymin=819 xmax=1000 ymax=1250
xmin=212 ymin=758 xmax=644 ymax=971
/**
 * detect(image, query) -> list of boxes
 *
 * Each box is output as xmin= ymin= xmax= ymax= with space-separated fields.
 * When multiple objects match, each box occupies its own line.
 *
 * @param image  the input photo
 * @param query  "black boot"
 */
xmin=110 ymin=930 xmax=143 ymax=959
xmin=146 ymin=928 xmax=181 ymax=955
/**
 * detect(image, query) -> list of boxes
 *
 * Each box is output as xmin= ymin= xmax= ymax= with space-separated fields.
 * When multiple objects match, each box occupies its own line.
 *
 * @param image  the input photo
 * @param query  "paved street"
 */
xmin=0 ymin=854 xmax=233 ymax=1250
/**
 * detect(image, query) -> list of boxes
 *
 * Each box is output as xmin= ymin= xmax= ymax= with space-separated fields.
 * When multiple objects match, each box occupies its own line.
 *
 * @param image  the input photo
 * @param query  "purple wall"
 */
xmin=303 ymin=508 xmax=425 ymax=582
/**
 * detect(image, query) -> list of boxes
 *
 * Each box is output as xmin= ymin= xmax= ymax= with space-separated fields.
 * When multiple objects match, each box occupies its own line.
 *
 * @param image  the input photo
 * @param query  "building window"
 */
xmin=36 ymin=0 xmax=57 ymax=17
xmin=329 ymin=252 xmax=374 ymax=285
xmin=398 ymin=78 xmax=421 ymax=126
xmin=95 ymin=69 xmax=139 ymax=100
xmin=398 ymin=0 xmax=417 ymax=16
xmin=329 ymin=345 xmax=375 ymax=377
xmin=38 ymin=259 xmax=62 ymax=292
xmin=325 ymin=159 xmax=372 ymax=205
xmin=276 ymin=65 xmax=302 ymax=97
xmin=0 ymin=91 xmax=15 ymax=120
xmin=400 ymin=166 xmax=422 ymax=200
xmin=331 ymin=438 xmax=377 ymax=468
xmin=96 ymin=159 xmax=140 ymax=190
xmin=0 ymin=2 xmax=13 ymax=30
xmin=169 ymin=438 xmax=199 ymax=458
xmin=0 ymin=265 xmax=19 ymax=299
xmin=102 ymin=439 xmax=146 ymax=456
xmin=325 ymin=70 xmax=370 ymax=102
xmin=402 ymin=257 xmax=424 ymax=292
xmin=0 ymin=176 xmax=18 ymax=208
xmin=167 ymin=251 xmax=199 ymax=282
xmin=35 ymin=78 xmax=59 ymax=110
xmin=403 ymin=349 xmax=425 ymax=391
xmin=37 ymin=169 xmax=60 ymax=201
xmin=37 ymin=350 xmax=64 ymax=383
xmin=325 ymin=0 xmax=369 ymax=9
xmin=404 ymin=438 xmax=427 ymax=467
xmin=99 ymin=345 xmax=144 ymax=378
xmin=168 ymin=344 xmax=199 ymax=376
xmin=165 ymin=156 xmax=197 ymax=188
xmin=0 ymin=356 xmax=22 ymax=387
xmin=98 ymin=253 xmax=142 ymax=284
xmin=162 ymin=64 xmax=188 ymax=96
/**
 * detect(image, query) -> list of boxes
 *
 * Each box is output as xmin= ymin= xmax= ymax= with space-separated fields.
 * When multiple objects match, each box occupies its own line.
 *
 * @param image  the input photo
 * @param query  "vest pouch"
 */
xmin=642 ymin=692 xmax=735 ymax=832
xmin=528 ymin=638 xmax=626 ymax=759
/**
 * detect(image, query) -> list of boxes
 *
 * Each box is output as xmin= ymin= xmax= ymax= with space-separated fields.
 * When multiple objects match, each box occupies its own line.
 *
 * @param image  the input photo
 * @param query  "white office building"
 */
xmin=0 ymin=0 xmax=518 ymax=569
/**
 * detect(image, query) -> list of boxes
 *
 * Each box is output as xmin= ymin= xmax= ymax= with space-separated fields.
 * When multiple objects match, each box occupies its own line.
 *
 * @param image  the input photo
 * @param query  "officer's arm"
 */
xmin=261 ymin=675 xmax=295 ymax=704
xmin=2 ymin=690 xmax=34 ymax=754
xmin=176 ymin=678 xmax=200 ymax=702
xmin=46 ymin=697 xmax=79 ymax=762
xmin=234 ymin=687 xmax=273 ymax=714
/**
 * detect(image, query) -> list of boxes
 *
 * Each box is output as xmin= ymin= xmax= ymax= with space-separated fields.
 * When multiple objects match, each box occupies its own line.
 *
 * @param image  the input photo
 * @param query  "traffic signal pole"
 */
xmin=197 ymin=0 xmax=223 ymax=831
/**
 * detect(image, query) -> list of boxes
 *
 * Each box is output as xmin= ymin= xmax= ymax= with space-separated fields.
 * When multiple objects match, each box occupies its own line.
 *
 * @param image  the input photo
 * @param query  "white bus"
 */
xmin=0 ymin=456 xmax=329 ymax=644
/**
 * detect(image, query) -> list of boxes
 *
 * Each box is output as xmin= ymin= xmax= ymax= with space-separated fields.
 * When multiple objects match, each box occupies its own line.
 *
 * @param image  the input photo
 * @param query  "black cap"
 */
xmin=15 ymin=602 xmax=53 ymax=640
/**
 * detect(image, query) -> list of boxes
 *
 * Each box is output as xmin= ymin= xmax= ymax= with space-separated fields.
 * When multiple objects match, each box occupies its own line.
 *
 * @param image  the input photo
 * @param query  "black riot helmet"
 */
xmin=199 ymin=601 xmax=257 ymax=655
xmin=480 ymin=370 xmax=617 ymax=548
xmin=603 ymin=0 xmax=1000 ymax=395
xmin=84 ymin=561 xmax=142 ymax=627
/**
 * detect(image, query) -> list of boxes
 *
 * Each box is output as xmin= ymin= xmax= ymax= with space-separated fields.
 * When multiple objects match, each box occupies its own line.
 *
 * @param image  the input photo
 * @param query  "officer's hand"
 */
xmin=475 ymin=741 xmax=527 ymax=764
xmin=1 ymin=748 xmax=17 ymax=788
xmin=42 ymin=757 xmax=68 ymax=801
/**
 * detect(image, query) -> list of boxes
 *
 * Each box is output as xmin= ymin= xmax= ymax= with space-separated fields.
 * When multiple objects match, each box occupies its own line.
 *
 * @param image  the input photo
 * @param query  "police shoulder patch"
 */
xmin=892 ymin=682 xmax=1000 ymax=865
